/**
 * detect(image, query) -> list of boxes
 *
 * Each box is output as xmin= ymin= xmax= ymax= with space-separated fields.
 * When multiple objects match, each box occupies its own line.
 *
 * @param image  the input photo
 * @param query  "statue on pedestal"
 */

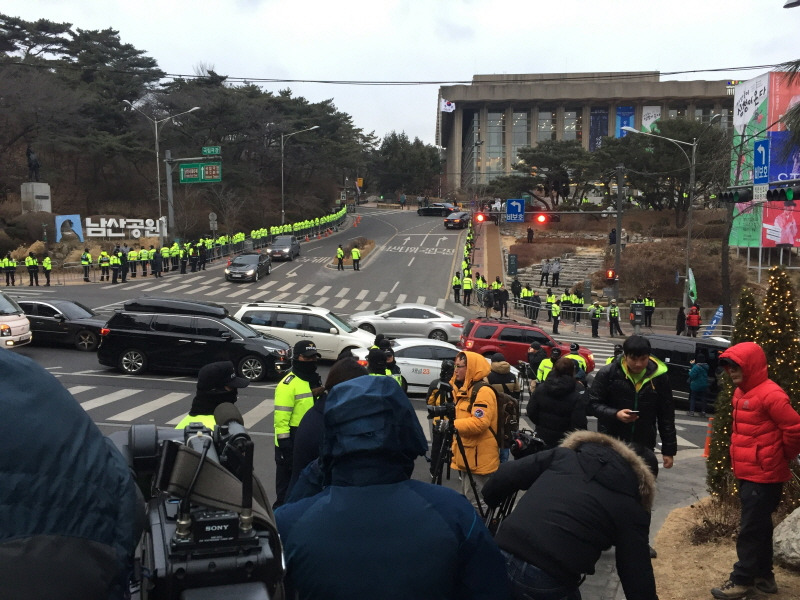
xmin=26 ymin=147 xmax=40 ymax=182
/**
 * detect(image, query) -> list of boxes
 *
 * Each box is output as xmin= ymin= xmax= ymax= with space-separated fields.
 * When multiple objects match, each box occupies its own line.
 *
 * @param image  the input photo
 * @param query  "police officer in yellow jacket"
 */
xmin=274 ymin=340 xmax=323 ymax=508
xmin=80 ymin=249 xmax=91 ymax=282
xmin=175 ymin=361 xmax=250 ymax=429
xmin=336 ymin=244 xmax=345 ymax=271
xmin=24 ymin=252 xmax=39 ymax=286
xmin=351 ymin=246 xmax=361 ymax=271
xmin=42 ymin=254 xmax=52 ymax=287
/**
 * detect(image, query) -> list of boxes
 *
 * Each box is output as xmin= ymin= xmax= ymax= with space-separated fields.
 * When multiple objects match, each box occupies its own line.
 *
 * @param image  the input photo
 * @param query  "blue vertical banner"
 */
xmin=616 ymin=106 xmax=635 ymax=138
xmin=55 ymin=214 xmax=84 ymax=242
xmin=702 ymin=305 xmax=725 ymax=338
xmin=589 ymin=107 xmax=608 ymax=151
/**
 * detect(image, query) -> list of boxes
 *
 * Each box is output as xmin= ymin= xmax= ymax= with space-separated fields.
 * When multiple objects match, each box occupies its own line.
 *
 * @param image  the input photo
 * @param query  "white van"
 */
xmin=0 ymin=292 xmax=32 ymax=348
xmin=234 ymin=302 xmax=373 ymax=360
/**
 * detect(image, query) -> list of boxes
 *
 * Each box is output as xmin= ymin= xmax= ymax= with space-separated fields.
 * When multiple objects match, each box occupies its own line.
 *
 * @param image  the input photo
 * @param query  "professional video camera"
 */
xmin=109 ymin=403 xmax=283 ymax=600
xmin=510 ymin=428 xmax=546 ymax=460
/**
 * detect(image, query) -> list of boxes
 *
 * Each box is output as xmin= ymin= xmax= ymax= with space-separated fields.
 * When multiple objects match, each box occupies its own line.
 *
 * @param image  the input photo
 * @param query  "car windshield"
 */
xmin=232 ymin=255 xmax=259 ymax=265
xmin=326 ymin=311 xmax=357 ymax=333
xmin=0 ymin=294 xmax=23 ymax=316
xmin=272 ymin=237 xmax=293 ymax=247
xmin=223 ymin=316 xmax=260 ymax=338
xmin=57 ymin=302 xmax=95 ymax=319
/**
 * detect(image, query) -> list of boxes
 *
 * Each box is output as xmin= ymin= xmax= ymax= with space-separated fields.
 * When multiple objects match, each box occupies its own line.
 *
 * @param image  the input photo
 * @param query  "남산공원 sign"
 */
xmin=84 ymin=217 xmax=164 ymax=239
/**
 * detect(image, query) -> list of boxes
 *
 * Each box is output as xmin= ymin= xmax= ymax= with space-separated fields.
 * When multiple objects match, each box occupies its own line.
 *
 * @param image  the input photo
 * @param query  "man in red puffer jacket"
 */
xmin=710 ymin=342 xmax=800 ymax=599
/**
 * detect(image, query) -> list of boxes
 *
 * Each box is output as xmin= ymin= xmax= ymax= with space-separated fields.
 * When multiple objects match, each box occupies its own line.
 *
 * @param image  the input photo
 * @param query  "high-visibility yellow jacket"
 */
xmin=274 ymin=372 xmax=315 ymax=445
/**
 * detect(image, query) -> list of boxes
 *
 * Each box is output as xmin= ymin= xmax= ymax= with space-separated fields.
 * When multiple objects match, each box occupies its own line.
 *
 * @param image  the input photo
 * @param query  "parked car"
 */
xmin=417 ymin=202 xmax=458 ymax=217
xmin=17 ymin=299 xmax=105 ymax=351
xmin=444 ymin=211 xmax=470 ymax=229
xmin=352 ymin=338 xmax=519 ymax=394
xmin=349 ymin=304 xmax=464 ymax=342
xmin=234 ymin=301 xmax=373 ymax=360
xmin=225 ymin=252 xmax=271 ymax=282
xmin=457 ymin=317 xmax=595 ymax=373
xmin=268 ymin=235 xmax=301 ymax=261
xmin=644 ymin=334 xmax=730 ymax=411
xmin=97 ymin=297 xmax=291 ymax=381
xmin=0 ymin=292 xmax=32 ymax=348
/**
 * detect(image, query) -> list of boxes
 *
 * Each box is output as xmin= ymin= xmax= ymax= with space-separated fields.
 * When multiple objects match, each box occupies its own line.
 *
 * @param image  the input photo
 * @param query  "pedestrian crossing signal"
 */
xmin=474 ymin=212 xmax=486 ymax=223
xmin=605 ymin=269 xmax=617 ymax=284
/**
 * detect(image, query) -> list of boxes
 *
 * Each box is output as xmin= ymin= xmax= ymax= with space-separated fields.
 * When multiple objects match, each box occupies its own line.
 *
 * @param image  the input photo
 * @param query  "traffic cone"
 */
xmin=702 ymin=416 xmax=715 ymax=458
xmin=305 ymin=234 xmax=309 ymax=242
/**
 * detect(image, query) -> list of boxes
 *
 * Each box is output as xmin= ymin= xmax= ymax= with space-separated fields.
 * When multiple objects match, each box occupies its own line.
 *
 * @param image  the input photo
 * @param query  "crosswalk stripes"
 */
xmin=79 ymin=388 xmax=140 ymax=410
xmin=108 ymin=392 xmax=190 ymax=421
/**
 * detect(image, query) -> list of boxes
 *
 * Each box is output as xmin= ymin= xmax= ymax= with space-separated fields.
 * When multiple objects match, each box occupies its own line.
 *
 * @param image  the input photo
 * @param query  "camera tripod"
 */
xmin=428 ymin=381 xmax=487 ymax=519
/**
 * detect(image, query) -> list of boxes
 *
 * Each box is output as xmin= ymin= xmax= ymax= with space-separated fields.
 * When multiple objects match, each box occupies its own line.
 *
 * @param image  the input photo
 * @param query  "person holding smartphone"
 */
xmin=588 ymin=335 xmax=677 ymax=558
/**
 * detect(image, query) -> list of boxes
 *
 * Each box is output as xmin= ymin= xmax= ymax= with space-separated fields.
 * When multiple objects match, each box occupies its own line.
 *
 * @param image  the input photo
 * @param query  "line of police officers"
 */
xmin=2 ymin=252 xmax=52 ymax=287
xmin=79 ymin=239 xmax=217 ymax=284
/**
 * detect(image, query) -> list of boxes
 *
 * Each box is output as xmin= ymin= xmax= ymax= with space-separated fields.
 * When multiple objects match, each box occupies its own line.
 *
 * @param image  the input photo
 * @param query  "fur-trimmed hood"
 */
xmin=559 ymin=430 xmax=656 ymax=511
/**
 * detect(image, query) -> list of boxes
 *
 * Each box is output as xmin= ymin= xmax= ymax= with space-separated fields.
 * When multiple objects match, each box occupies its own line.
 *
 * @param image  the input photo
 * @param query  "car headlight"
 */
xmin=1 ymin=324 xmax=10 ymax=337
xmin=245 ymin=269 xmax=255 ymax=275
xmin=224 ymin=268 xmax=230 ymax=274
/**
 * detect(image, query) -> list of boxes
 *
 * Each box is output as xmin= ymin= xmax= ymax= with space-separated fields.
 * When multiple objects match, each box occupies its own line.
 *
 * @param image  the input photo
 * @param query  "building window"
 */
xmin=695 ymin=106 xmax=715 ymax=123
xmin=486 ymin=111 xmax=505 ymax=181
xmin=511 ymin=111 xmax=529 ymax=164
xmin=563 ymin=108 xmax=582 ymax=142
xmin=537 ymin=110 xmax=556 ymax=142
xmin=667 ymin=106 xmax=687 ymax=119
xmin=719 ymin=108 xmax=732 ymax=131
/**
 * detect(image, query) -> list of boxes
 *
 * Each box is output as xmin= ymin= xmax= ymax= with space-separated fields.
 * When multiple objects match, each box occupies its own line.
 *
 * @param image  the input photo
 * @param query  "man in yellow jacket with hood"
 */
xmin=451 ymin=350 xmax=499 ymax=513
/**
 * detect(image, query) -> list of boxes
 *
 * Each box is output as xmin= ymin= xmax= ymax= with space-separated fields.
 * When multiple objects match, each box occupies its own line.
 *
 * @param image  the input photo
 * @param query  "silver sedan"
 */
xmin=349 ymin=304 xmax=465 ymax=342
xmin=352 ymin=338 xmax=518 ymax=394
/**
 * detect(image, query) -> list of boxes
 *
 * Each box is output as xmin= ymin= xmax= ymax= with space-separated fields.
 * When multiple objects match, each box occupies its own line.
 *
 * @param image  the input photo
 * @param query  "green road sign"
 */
xmin=202 ymin=146 xmax=221 ymax=156
xmin=180 ymin=162 xmax=222 ymax=183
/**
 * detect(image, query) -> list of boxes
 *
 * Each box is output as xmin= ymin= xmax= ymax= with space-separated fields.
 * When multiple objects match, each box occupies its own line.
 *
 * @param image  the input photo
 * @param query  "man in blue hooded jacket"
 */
xmin=275 ymin=375 xmax=510 ymax=600
xmin=0 ymin=349 xmax=141 ymax=600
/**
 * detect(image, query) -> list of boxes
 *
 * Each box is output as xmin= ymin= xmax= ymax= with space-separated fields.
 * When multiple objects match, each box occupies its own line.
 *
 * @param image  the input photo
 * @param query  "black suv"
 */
xmin=644 ymin=334 xmax=730 ymax=411
xmin=97 ymin=298 xmax=292 ymax=381
xmin=268 ymin=235 xmax=301 ymax=261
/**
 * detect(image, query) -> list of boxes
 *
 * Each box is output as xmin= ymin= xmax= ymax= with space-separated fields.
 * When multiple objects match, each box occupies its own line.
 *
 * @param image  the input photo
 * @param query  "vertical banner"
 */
xmin=729 ymin=202 xmax=763 ymax=247
xmin=615 ymin=106 xmax=635 ymax=138
xmin=687 ymin=268 xmax=697 ymax=303
xmin=767 ymin=72 xmax=800 ymax=183
xmin=641 ymin=106 xmax=662 ymax=132
xmin=589 ymin=107 xmax=608 ymax=151
xmin=702 ymin=305 xmax=725 ymax=338
xmin=730 ymin=73 xmax=770 ymax=186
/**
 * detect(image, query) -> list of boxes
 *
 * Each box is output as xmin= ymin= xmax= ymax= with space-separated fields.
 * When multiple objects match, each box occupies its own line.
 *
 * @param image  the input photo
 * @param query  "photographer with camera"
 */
xmin=275 ymin=375 xmax=510 ymax=600
xmin=0 ymin=349 xmax=142 ymax=600
xmin=175 ymin=361 xmax=250 ymax=429
xmin=450 ymin=351 xmax=500 ymax=511
xmin=274 ymin=340 xmax=324 ymax=508
xmin=526 ymin=357 xmax=588 ymax=450
xmin=482 ymin=431 xmax=659 ymax=600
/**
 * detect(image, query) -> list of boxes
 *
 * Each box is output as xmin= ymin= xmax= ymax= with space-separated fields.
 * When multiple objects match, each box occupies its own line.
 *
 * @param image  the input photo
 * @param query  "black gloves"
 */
xmin=275 ymin=437 xmax=293 ymax=466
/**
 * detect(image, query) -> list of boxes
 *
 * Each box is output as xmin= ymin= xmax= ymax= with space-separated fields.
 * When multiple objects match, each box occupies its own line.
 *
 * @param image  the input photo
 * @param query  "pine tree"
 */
xmin=756 ymin=266 xmax=800 ymax=510
xmin=706 ymin=286 xmax=760 ymax=498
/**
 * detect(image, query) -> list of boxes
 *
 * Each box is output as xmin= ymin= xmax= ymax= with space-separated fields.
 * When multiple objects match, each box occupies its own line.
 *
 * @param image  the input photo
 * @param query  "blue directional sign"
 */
xmin=754 ymin=139 xmax=770 ymax=185
xmin=506 ymin=198 xmax=525 ymax=223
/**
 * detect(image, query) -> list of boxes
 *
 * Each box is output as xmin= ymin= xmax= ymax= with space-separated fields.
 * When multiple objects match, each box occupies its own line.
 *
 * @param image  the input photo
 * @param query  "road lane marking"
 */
xmin=242 ymin=400 xmax=275 ymax=429
xmin=336 ymin=288 xmax=349 ymax=298
xmin=80 ymin=389 xmax=141 ymax=411
xmin=67 ymin=385 xmax=95 ymax=395
xmin=356 ymin=290 xmax=367 ymax=300
xmin=108 ymin=392 xmax=190 ymax=421
xmin=316 ymin=286 xmax=332 ymax=295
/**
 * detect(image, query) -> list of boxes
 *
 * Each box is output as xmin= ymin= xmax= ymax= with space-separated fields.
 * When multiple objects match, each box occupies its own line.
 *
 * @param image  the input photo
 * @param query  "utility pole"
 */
xmin=615 ymin=165 xmax=624 ymax=300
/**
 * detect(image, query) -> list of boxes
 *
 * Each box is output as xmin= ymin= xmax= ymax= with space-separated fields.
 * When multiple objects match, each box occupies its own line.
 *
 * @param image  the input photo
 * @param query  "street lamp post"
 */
xmin=123 ymin=101 xmax=200 ymax=227
xmin=281 ymin=125 xmax=319 ymax=225
xmin=622 ymin=113 xmax=721 ymax=308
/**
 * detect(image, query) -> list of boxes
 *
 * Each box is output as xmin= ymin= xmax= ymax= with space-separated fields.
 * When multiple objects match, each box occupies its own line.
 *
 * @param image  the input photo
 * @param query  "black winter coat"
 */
xmin=482 ymin=431 xmax=658 ymax=600
xmin=588 ymin=357 xmax=677 ymax=457
xmin=527 ymin=373 xmax=587 ymax=449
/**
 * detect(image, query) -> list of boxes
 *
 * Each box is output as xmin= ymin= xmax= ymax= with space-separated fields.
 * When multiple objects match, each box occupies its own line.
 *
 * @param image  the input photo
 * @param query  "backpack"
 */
xmin=469 ymin=381 xmax=519 ymax=449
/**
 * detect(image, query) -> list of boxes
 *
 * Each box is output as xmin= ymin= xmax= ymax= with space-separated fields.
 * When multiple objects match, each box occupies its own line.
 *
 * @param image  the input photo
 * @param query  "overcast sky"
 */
xmin=5 ymin=0 xmax=799 ymax=145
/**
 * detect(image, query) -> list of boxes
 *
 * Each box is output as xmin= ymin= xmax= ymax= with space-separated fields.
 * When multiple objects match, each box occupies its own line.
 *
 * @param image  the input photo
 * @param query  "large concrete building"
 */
xmin=437 ymin=72 xmax=736 ymax=191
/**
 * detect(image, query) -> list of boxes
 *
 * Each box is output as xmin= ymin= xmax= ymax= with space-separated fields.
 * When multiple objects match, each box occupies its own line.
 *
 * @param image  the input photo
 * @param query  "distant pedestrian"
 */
xmin=711 ymin=343 xmax=800 ymax=599
xmin=530 ymin=290 xmax=541 ymax=323
xmin=336 ymin=245 xmax=344 ymax=271
xmin=687 ymin=356 xmax=709 ymax=417
xmin=589 ymin=300 xmax=602 ymax=338
xmin=527 ymin=227 xmax=533 ymax=243
xmin=351 ymin=246 xmax=361 ymax=271
xmin=452 ymin=272 xmax=462 ymax=304
xmin=152 ymin=248 xmax=163 ymax=278
xmin=462 ymin=274 xmax=473 ymax=306
xmin=608 ymin=299 xmax=624 ymax=337
xmin=609 ymin=228 xmax=617 ymax=246
xmin=25 ymin=252 xmax=39 ymax=287
xmin=42 ymin=254 xmax=51 ymax=287
xmin=676 ymin=306 xmax=687 ymax=336
xmin=551 ymin=300 xmax=561 ymax=334
xmin=510 ymin=277 xmax=522 ymax=309
xmin=551 ymin=258 xmax=561 ymax=286
xmin=497 ymin=286 xmax=509 ymax=318
xmin=539 ymin=259 xmax=550 ymax=286
xmin=686 ymin=306 xmax=701 ymax=337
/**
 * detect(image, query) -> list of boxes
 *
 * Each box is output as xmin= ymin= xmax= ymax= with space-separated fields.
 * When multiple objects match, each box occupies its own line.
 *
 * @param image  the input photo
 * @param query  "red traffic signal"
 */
xmin=605 ymin=269 xmax=617 ymax=283
xmin=534 ymin=212 xmax=561 ymax=224
xmin=535 ymin=213 xmax=548 ymax=224
xmin=473 ymin=212 xmax=486 ymax=223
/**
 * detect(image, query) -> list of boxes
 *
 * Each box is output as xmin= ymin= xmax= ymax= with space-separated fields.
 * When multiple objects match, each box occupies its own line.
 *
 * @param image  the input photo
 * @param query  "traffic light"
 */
xmin=719 ymin=189 xmax=753 ymax=203
xmin=533 ymin=212 xmax=561 ymax=224
xmin=766 ymin=187 xmax=800 ymax=203
xmin=473 ymin=212 xmax=486 ymax=224
xmin=605 ymin=269 xmax=617 ymax=284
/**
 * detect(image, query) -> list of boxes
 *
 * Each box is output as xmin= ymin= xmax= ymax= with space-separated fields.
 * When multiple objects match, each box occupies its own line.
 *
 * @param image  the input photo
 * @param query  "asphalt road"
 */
xmin=6 ymin=208 xmax=711 ymax=503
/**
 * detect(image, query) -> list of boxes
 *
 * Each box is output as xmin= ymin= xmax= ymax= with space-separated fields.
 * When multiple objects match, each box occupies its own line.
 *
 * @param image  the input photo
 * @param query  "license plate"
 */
xmin=232 ymin=273 xmax=243 ymax=278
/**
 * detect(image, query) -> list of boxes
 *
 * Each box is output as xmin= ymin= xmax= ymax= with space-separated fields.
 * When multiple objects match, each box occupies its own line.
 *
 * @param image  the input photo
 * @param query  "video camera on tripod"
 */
xmin=109 ymin=403 xmax=283 ymax=600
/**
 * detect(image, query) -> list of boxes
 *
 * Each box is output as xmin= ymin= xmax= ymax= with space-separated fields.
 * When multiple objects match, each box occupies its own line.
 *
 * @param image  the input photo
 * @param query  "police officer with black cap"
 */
xmin=274 ymin=340 xmax=323 ymax=508
xmin=175 ymin=361 xmax=250 ymax=429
